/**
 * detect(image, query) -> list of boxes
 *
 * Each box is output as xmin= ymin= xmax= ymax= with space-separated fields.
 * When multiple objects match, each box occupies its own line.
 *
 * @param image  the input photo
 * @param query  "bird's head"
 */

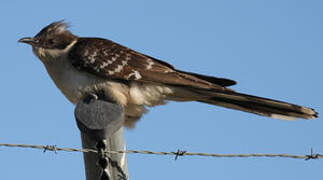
xmin=19 ymin=20 xmax=78 ymax=61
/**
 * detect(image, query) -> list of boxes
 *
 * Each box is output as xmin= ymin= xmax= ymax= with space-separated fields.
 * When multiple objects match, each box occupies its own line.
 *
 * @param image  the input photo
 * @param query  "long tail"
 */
xmin=161 ymin=69 xmax=317 ymax=120
xmin=198 ymin=90 xmax=318 ymax=120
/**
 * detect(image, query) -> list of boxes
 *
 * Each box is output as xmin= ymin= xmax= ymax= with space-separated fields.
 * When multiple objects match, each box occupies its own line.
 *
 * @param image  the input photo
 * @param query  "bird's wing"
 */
xmin=68 ymin=38 xmax=318 ymax=120
xmin=68 ymin=38 xmax=235 ymax=90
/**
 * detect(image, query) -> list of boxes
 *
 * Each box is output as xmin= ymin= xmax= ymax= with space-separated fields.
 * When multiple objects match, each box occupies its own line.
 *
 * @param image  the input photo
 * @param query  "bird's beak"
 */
xmin=18 ymin=37 xmax=35 ymax=45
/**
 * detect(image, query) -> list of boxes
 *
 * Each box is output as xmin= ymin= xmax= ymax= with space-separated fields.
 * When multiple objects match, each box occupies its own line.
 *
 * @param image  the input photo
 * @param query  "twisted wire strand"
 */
xmin=0 ymin=143 xmax=322 ymax=160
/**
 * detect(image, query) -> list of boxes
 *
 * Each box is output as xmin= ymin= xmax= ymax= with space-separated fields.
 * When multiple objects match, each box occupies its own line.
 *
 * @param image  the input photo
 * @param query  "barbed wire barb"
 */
xmin=305 ymin=147 xmax=321 ymax=161
xmin=174 ymin=149 xmax=187 ymax=160
xmin=1 ymin=143 xmax=323 ymax=160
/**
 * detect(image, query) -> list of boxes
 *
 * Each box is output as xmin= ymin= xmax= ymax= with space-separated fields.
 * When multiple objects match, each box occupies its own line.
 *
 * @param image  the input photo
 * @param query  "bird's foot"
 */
xmin=83 ymin=93 xmax=99 ymax=104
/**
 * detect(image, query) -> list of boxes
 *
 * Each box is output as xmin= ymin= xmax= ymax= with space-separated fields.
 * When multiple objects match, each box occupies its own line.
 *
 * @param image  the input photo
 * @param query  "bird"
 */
xmin=19 ymin=20 xmax=318 ymax=128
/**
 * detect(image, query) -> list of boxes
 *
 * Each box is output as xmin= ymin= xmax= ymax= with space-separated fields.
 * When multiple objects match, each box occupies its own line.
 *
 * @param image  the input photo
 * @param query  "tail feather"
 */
xmin=166 ymin=70 xmax=317 ymax=120
xmin=199 ymin=91 xmax=318 ymax=120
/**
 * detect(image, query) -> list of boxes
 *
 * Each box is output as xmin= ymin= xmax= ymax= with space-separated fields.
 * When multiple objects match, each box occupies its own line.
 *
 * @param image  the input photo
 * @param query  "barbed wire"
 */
xmin=0 ymin=143 xmax=322 ymax=160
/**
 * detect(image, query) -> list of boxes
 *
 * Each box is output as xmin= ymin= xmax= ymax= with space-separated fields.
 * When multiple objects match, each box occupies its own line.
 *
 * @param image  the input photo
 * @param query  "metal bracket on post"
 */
xmin=75 ymin=96 xmax=129 ymax=180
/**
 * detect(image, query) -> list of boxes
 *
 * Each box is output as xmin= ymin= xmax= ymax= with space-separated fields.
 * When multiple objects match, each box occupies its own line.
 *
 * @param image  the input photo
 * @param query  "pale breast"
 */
xmin=43 ymin=58 xmax=129 ymax=105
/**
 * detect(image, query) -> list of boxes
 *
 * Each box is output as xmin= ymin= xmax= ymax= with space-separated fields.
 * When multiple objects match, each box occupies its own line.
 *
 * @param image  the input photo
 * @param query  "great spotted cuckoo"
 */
xmin=19 ymin=21 xmax=318 ymax=128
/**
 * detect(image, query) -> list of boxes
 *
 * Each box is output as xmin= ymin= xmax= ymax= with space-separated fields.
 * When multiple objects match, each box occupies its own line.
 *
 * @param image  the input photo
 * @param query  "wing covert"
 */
xmin=68 ymin=38 xmax=233 ymax=90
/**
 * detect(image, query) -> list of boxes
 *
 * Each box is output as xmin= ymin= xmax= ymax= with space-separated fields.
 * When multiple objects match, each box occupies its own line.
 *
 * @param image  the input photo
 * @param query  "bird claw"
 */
xmin=83 ymin=93 xmax=98 ymax=104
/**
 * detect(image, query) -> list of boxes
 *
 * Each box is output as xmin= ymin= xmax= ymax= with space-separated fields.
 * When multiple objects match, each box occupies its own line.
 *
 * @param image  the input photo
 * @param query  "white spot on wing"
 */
xmin=84 ymin=50 xmax=89 ymax=57
xmin=127 ymin=70 xmax=142 ymax=80
xmin=134 ymin=71 xmax=142 ymax=79
xmin=100 ymin=62 xmax=109 ymax=69
xmin=125 ymin=54 xmax=131 ymax=61
xmin=107 ymin=59 xmax=128 ymax=75
xmin=108 ymin=70 xmax=115 ymax=75
xmin=89 ymin=51 xmax=97 ymax=64
xmin=114 ymin=65 xmax=124 ymax=73
xmin=111 ymin=56 xmax=117 ymax=62
xmin=146 ymin=59 xmax=154 ymax=70
xmin=103 ymin=50 xmax=109 ymax=56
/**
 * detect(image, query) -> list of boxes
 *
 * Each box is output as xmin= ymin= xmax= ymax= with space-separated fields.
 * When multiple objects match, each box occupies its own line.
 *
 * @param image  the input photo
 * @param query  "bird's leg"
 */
xmin=96 ymin=89 xmax=107 ymax=100
xmin=83 ymin=90 xmax=107 ymax=104
xmin=83 ymin=93 xmax=98 ymax=104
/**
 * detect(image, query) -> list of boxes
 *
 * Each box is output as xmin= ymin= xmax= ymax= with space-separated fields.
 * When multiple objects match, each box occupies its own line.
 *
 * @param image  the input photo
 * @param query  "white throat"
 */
xmin=33 ymin=40 xmax=77 ymax=63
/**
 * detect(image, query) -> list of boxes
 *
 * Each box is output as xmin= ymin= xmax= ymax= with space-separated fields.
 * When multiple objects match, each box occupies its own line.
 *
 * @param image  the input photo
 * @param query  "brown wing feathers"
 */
xmin=69 ymin=37 xmax=318 ymax=120
xmin=69 ymin=38 xmax=233 ymax=89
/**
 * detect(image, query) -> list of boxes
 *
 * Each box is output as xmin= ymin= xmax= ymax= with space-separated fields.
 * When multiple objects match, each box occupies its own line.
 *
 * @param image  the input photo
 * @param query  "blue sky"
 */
xmin=0 ymin=0 xmax=322 ymax=179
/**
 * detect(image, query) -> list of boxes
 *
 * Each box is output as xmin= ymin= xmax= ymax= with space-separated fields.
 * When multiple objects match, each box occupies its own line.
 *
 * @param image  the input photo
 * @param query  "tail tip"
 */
xmin=306 ymin=108 xmax=318 ymax=119
xmin=270 ymin=108 xmax=318 ymax=121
